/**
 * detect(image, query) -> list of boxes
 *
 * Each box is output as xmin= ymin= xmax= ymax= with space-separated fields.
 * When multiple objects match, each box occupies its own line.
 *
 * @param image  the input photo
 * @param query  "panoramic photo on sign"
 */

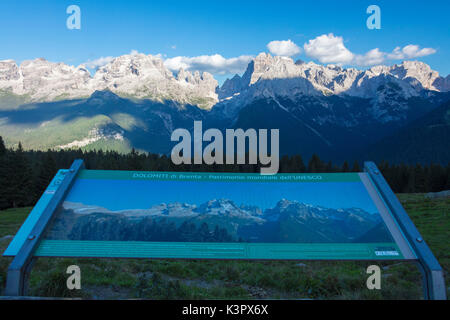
xmin=5 ymin=169 xmax=414 ymax=260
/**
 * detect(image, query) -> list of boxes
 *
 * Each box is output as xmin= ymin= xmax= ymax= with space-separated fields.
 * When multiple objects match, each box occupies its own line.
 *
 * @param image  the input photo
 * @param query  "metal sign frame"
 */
xmin=364 ymin=162 xmax=446 ymax=300
xmin=4 ymin=160 xmax=84 ymax=296
xmin=2 ymin=160 xmax=446 ymax=299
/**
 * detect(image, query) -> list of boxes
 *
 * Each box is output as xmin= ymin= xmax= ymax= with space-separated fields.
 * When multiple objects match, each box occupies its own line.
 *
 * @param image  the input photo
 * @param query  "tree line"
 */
xmin=68 ymin=212 xmax=234 ymax=243
xmin=0 ymin=136 xmax=449 ymax=210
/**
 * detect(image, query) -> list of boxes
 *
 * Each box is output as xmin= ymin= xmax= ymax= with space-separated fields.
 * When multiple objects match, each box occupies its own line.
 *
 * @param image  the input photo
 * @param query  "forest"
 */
xmin=0 ymin=135 xmax=449 ymax=210
xmin=64 ymin=215 xmax=235 ymax=243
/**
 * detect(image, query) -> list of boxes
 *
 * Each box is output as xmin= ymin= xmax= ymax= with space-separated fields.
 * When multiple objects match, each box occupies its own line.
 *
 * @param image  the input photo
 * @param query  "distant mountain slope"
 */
xmin=0 ymin=90 xmax=207 ymax=153
xmin=0 ymin=88 xmax=448 ymax=162
xmin=365 ymin=99 xmax=450 ymax=164
xmin=218 ymin=92 xmax=449 ymax=161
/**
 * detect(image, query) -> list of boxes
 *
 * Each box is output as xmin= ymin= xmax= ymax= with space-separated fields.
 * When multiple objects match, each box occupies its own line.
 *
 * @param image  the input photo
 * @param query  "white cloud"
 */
xmin=154 ymin=53 xmax=166 ymax=59
xmin=303 ymin=33 xmax=436 ymax=67
xmin=163 ymin=54 xmax=254 ymax=75
xmin=303 ymin=33 xmax=354 ymax=64
xmin=82 ymin=40 xmax=437 ymax=75
xmin=354 ymin=48 xmax=385 ymax=66
xmin=267 ymin=40 xmax=301 ymax=56
xmin=83 ymin=56 xmax=114 ymax=69
xmin=387 ymin=45 xmax=437 ymax=60
xmin=353 ymin=44 xmax=436 ymax=66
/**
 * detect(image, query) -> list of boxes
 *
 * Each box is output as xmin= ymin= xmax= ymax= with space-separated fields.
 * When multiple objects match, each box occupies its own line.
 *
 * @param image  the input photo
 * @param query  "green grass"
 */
xmin=0 ymin=114 xmax=115 ymax=150
xmin=0 ymin=194 xmax=448 ymax=299
xmin=0 ymin=90 xmax=30 ymax=110
xmin=80 ymin=139 xmax=133 ymax=154
xmin=397 ymin=194 xmax=450 ymax=276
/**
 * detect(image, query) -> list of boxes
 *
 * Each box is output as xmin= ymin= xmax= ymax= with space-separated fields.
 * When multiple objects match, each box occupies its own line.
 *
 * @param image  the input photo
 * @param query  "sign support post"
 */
xmin=4 ymin=160 xmax=84 ymax=296
xmin=364 ymin=161 xmax=446 ymax=300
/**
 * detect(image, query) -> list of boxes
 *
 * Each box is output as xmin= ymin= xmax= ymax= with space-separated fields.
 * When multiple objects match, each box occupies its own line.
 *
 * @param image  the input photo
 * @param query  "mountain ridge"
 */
xmin=0 ymin=53 xmax=218 ymax=109
xmin=2 ymin=52 xmax=449 ymax=111
xmin=1 ymin=53 xmax=449 ymax=163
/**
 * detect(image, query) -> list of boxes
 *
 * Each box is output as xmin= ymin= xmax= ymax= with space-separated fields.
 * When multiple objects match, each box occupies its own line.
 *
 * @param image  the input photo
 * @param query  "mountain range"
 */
xmin=46 ymin=199 xmax=393 ymax=243
xmin=0 ymin=52 xmax=449 ymax=163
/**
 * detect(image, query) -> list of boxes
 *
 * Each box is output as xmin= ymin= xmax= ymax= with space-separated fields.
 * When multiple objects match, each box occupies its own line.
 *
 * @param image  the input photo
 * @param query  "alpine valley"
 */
xmin=1 ymin=52 xmax=449 ymax=163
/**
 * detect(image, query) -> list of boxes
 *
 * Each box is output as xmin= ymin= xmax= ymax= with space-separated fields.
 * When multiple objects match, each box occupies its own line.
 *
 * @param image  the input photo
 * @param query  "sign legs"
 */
xmin=5 ymin=257 xmax=36 ymax=296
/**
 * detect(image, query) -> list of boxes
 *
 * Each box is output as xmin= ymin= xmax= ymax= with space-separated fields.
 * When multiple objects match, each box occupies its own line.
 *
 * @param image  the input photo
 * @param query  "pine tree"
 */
xmin=179 ymin=221 xmax=197 ymax=242
xmin=445 ymin=164 xmax=450 ymax=190
xmin=351 ymin=160 xmax=361 ymax=172
xmin=308 ymin=154 xmax=324 ymax=173
xmin=198 ymin=222 xmax=211 ymax=241
xmin=2 ymin=143 xmax=33 ymax=208
xmin=279 ymin=155 xmax=290 ymax=172
xmin=128 ymin=148 xmax=144 ymax=170
xmin=341 ymin=161 xmax=350 ymax=172
xmin=0 ymin=136 xmax=8 ymax=209
xmin=292 ymin=155 xmax=306 ymax=172
xmin=413 ymin=164 xmax=426 ymax=192
xmin=34 ymin=151 xmax=58 ymax=199
xmin=0 ymin=136 xmax=6 ymax=157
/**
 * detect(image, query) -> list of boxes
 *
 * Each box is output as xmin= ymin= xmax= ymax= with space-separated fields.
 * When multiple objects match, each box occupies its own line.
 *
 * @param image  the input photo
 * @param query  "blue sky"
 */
xmin=0 ymin=0 xmax=449 ymax=84
xmin=65 ymin=179 xmax=378 ymax=213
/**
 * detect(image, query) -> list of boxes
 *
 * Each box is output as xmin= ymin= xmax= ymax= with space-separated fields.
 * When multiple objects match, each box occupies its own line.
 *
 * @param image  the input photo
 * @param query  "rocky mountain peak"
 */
xmin=390 ymin=60 xmax=442 ymax=91
xmin=200 ymin=198 xmax=238 ymax=210
xmin=0 ymin=58 xmax=92 ymax=100
xmin=1 ymin=52 xmax=449 ymax=111
xmin=0 ymin=53 xmax=219 ymax=109
xmin=276 ymin=198 xmax=296 ymax=209
xmin=87 ymin=53 xmax=219 ymax=108
xmin=250 ymin=53 xmax=297 ymax=85
xmin=0 ymin=60 xmax=20 ymax=81
xmin=218 ymin=53 xmax=450 ymax=106
xmin=176 ymin=67 xmax=190 ymax=82
xmin=92 ymin=53 xmax=174 ymax=86
xmin=433 ymin=74 xmax=450 ymax=92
